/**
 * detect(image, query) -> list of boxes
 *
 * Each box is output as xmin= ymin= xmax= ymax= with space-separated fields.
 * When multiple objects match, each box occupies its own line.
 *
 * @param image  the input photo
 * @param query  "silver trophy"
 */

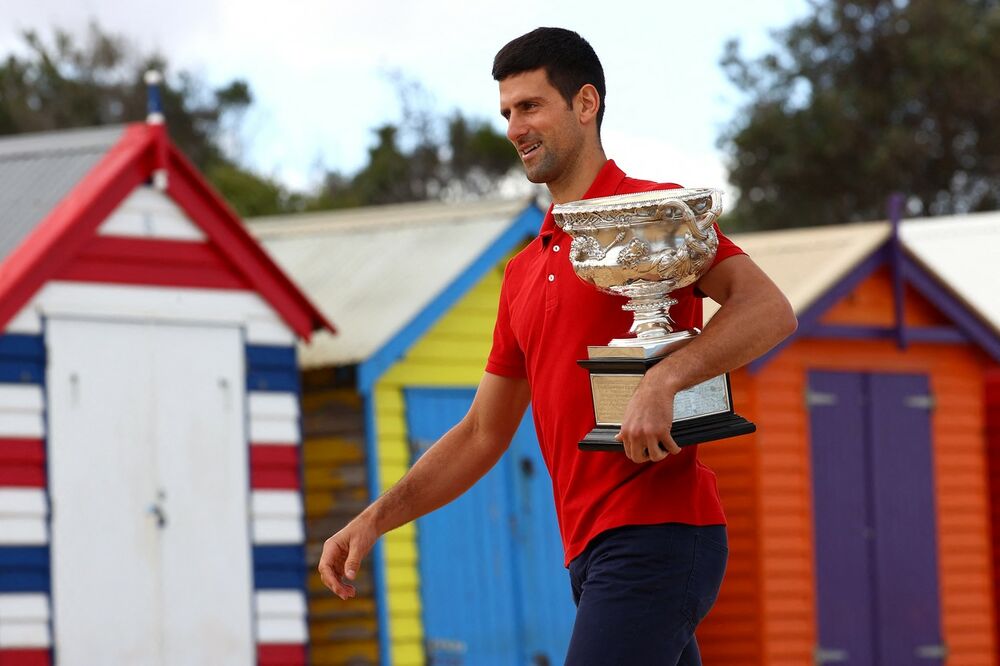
xmin=552 ymin=188 xmax=755 ymax=451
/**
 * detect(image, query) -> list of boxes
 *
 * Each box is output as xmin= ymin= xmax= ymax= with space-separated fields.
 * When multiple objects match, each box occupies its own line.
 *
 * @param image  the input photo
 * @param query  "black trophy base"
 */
xmin=578 ymin=412 xmax=757 ymax=452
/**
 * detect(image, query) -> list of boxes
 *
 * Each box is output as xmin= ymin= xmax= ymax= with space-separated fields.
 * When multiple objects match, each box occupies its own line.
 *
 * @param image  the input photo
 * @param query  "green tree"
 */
xmin=308 ymin=76 xmax=519 ymax=210
xmin=444 ymin=112 xmax=522 ymax=195
xmin=0 ymin=23 xmax=292 ymax=216
xmin=720 ymin=0 xmax=1000 ymax=230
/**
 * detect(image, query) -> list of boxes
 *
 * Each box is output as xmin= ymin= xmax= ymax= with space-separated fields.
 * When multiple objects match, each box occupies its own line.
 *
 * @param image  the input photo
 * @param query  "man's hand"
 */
xmin=318 ymin=515 xmax=378 ymax=600
xmin=613 ymin=254 xmax=797 ymax=464
xmin=316 ymin=373 xmax=529 ymax=599
xmin=616 ymin=376 xmax=682 ymax=463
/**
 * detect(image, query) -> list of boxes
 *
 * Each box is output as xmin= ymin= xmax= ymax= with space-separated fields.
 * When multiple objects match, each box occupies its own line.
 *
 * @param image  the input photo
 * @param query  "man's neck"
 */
xmin=547 ymin=146 xmax=608 ymax=204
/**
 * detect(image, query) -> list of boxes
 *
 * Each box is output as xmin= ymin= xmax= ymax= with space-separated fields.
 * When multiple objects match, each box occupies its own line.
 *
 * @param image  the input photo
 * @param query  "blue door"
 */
xmin=405 ymin=388 xmax=575 ymax=666
xmin=808 ymin=371 xmax=944 ymax=665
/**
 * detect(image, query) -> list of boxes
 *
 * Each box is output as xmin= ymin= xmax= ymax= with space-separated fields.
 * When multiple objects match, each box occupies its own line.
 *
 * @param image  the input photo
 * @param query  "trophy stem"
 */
xmin=603 ymin=293 xmax=698 ymax=356
xmin=622 ymin=293 xmax=678 ymax=339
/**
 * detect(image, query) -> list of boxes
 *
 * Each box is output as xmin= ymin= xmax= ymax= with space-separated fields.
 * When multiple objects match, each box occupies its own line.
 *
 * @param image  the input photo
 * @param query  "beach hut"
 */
xmin=695 ymin=211 xmax=1000 ymax=665
xmin=0 ymin=120 xmax=333 ymax=665
xmin=250 ymin=199 xmax=582 ymax=666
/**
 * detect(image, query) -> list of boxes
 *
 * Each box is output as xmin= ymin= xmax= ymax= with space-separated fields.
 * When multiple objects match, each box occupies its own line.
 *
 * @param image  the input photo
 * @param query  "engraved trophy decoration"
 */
xmin=552 ymin=188 xmax=756 ymax=451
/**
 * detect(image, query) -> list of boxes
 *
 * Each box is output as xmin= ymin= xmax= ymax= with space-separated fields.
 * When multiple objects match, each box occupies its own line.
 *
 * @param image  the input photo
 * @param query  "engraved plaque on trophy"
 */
xmin=552 ymin=188 xmax=756 ymax=452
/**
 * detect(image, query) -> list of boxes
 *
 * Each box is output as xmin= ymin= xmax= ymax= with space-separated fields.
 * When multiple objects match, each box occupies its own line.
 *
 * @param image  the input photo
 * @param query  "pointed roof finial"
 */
xmin=145 ymin=70 xmax=165 ymax=125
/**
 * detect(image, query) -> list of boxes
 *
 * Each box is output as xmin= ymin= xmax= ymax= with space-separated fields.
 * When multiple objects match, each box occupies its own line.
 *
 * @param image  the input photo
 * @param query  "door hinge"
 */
xmin=814 ymin=646 xmax=848 ymax=664
xmin=904 ymin=394 xmax=935 ymax=410
xmin=806 ymin=389 xmax=838 ymax=407
xmin=915 ymin=643 xmax=948 ymax=659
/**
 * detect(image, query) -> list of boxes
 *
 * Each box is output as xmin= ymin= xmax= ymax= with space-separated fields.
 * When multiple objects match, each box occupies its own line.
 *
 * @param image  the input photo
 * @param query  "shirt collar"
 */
xmin=538 ymin=159 xmax=626 ymax=241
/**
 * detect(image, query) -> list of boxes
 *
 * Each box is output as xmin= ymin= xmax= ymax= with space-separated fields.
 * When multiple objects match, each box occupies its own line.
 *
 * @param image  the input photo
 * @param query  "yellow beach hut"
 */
xmin=250 ymin=198 xmax=582 ymax=666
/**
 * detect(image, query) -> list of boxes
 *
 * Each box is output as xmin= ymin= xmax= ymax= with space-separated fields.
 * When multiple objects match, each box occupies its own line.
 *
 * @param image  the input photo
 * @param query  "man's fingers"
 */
xmin=318 ymin=539 xmax=357 ymax=600
xmin=662 ymin=435 xmax=682 ymax=455
xmin=618 ymin=428 xmax=680 ymax=463
xmin=344 ymin=552 xmax=362 ymax=581
xmin=616 ymin=431 xmax=640 ymax=463
xmin=646 ymin=441 xmax=668 ymax=462
xmin=621 ymin=433 xmax=656 ymax=464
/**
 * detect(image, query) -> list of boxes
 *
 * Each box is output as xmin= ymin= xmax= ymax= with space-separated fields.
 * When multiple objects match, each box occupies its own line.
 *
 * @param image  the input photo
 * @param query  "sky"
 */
xmin=0 ymin=0 xmax=811 ymax=196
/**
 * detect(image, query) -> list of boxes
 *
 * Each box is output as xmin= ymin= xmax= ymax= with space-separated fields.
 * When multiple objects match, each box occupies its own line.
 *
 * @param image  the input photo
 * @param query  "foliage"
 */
xmin=0 ymin=24 xmax=519 ymax=217
xmin=309 ymin=77 xmax=519 ymax=209
xmin=0 ymin=23 xmax=292 ymax=216
xmin=720 ymin=0 xmax=1000 ymax=229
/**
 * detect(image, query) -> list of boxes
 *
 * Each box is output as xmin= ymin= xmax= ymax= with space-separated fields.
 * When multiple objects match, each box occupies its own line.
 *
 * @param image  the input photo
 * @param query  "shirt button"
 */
xmin=553 ymin=245 xmax=561 ymax=252
xmin=548 ymin=274 xmax=555 ymax=282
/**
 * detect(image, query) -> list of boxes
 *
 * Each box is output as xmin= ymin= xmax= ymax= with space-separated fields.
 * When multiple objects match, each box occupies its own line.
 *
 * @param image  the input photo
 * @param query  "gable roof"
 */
xmin=706 ymin=222 xmax=892 ymax=320
xmin=704 ymin=211 xmax=1000 ymax=366
xmin=707 ymin=213 xmax=999 ymax=333
xmin=248 ymin=198 xmax=542 ymax=370
xmin=0 ymin=123 xmax=333 ymax=339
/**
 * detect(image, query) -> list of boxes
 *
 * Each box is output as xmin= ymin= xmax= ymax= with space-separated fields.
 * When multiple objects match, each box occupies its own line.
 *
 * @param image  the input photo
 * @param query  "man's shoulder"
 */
xmin=503 ymin=236 xmax=542 ymax=279
xmin=618 ymin=174 xmax=684 ymax=195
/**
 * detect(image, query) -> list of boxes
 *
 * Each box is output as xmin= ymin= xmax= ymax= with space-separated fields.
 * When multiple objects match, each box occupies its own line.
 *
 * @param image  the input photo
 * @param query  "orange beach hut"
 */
xmin=697 ymin=211 xmax=1000 ymax=665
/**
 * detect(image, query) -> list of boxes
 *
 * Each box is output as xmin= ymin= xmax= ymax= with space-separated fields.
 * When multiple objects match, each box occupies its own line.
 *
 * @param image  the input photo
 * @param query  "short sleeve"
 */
xmin=712 ymin=223 xmax=745 ymax=266
xmin=485 ymin=262 xmax=527 ymax=378
xmin=693 ymin=223 xmax=747 ymax=298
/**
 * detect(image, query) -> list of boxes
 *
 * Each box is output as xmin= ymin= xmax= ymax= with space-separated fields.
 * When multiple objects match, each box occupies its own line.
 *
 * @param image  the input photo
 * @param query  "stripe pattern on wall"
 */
xmin=249 ymin=345 xmax=309 ymax=666
xmin=0 ymin=336 xmax=313 ymax=664
xmin=0 ymin=333 xmax=51 ymax=665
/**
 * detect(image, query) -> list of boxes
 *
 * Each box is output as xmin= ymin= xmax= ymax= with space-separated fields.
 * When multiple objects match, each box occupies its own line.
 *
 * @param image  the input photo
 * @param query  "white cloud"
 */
xmin=0 ymin=0 xmax=809 ymax=194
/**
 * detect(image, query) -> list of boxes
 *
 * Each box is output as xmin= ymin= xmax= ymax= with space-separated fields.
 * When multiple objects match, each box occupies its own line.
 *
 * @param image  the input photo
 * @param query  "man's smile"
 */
xmin=520 ymin=142 xmax=542 ymax=158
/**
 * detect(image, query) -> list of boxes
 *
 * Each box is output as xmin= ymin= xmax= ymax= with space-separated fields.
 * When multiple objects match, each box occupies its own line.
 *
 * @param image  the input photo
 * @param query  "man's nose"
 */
xmin=507 ymin=114 xmax=526 ymax=143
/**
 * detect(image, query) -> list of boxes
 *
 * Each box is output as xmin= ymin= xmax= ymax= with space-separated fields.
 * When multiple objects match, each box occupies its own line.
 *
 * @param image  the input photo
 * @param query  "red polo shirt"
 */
xmin=486 ymin=160 xmax=746 ymax=565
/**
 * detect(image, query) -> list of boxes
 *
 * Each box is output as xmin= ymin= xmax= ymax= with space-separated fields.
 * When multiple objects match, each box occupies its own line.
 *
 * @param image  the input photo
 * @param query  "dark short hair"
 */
xmin=492 ymin=27 xmax=606 ymax=131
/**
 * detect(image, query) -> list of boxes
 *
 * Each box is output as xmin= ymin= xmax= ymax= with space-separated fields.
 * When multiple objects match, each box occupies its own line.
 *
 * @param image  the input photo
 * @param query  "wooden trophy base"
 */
xmin=579 ymin=413 xmax=757 ymax=452
xmin=577 ymin=352 xmax=756 ymax=452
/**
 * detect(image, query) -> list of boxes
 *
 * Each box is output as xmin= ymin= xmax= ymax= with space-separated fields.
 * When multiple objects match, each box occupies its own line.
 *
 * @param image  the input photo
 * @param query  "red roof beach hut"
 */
xmin=0 ymin=116 xmax=333 ymax=665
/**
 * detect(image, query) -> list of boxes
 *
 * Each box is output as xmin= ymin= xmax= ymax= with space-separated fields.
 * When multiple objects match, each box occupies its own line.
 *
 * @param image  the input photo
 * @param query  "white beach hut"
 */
xmin=0 ymin=120 xmax=333 ymax=665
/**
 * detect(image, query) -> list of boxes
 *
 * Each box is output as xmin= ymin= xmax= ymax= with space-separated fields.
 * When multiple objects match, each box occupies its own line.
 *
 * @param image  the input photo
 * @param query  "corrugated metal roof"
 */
xmin=247 ymin=198 xmax=533 ymax=367
xmin=0 ymin=126 xmax=125 ymax=264
xmin=706 ymin=212 xmax=1000 ymax=334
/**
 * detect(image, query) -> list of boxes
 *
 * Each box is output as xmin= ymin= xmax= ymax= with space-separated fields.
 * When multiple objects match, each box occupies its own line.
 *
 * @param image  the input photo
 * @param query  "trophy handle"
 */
xmin=698 ymin=209 xmax=719 ymax=236
xmin=695 ymin=190 xmax=724 ymax=236
xmin=654 ymin=201 xmax=708 ymax=241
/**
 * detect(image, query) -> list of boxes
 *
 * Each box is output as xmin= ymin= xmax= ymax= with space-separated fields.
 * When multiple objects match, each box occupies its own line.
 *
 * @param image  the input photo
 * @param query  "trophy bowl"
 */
xmin=552 ymin=188 xmax=722 ymax=347
xmin=552 ymin=186 xmax=755 ymax=451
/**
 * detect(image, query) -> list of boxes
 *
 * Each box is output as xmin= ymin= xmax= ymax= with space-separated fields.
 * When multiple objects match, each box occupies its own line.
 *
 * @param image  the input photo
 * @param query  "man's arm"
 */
xmin=318 ymin=372 xmax=531 ymax=598
xmin=617 ymin=255 xmax=797 ymax=463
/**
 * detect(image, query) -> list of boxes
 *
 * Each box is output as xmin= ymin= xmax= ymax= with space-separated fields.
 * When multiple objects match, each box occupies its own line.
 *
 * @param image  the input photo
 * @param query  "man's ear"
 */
xmin=575 ymin=84 xmax=601 ymax=126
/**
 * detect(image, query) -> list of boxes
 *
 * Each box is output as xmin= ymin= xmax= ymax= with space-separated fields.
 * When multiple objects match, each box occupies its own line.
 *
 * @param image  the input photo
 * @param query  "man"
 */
xmin=319 ymin=27 xmax=797 ymax=665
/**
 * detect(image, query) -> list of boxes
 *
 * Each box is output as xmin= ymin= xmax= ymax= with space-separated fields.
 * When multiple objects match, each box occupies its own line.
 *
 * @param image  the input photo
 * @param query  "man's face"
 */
xmin=499 ymin=68 xmax=585 ymax=185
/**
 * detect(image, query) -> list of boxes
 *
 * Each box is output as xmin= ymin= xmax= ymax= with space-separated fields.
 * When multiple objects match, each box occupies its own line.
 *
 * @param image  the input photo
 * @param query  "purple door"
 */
xmin=808 ymin=371 xmax=944 ymax=665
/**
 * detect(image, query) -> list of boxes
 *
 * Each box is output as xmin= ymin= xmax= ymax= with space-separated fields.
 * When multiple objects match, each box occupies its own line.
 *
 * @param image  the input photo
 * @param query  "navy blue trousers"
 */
xmin=565 ymin=523 xmax=728 ymax=666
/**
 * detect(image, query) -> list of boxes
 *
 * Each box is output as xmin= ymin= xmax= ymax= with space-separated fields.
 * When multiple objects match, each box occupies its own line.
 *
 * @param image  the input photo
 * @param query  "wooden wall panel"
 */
xmin=755 ymin=357 xmax=816 ymax=666
xmin=301 ymin=367 xmax=378 ymax=666
xmin=821 ymin=266 xmax=951 ymax=327
xmin=696 ymin=367 xmax=764 ymax=664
